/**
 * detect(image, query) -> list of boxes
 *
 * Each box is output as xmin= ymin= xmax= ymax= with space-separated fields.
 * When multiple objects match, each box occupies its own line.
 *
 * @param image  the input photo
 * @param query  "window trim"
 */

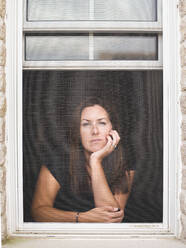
xmin=5 ymin=0 xmax=180 ymax=238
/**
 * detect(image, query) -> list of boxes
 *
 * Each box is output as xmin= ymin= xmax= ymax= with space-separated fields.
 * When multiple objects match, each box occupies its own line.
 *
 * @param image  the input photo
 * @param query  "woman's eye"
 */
xmin=99 ymin=122 xmax=106 ymax=125
xmin=82 ymin=123 xmax=89 ymax=126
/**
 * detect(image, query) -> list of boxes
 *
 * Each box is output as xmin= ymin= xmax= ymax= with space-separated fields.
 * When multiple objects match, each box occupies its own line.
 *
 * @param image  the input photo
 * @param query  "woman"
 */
xmin=31 ymin=97 xmax=135 ymax=222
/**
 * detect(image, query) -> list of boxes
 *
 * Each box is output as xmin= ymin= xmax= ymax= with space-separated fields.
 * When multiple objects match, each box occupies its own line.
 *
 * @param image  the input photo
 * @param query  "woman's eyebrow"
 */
xmin=97 ymin=117 xmax=108 ymax=121
xmin=81 ymin=119 xmax=90 ymax=121
xmin=81 ymin=117 xmax=108 ymax=121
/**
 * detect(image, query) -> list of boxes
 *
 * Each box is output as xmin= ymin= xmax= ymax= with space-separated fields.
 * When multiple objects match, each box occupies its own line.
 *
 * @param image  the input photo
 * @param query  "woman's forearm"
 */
xmin=32 ymin=206 xmax=77 ymax=222
xmin=32 ymin=205 xmax=124 ymax=223
xmin=90 ymin=159 xmax=120 ymax=208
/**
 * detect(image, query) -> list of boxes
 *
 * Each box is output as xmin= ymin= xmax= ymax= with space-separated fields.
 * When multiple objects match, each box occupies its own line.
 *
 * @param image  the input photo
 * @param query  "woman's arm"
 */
xmin=31 ymin=165 xmax=76 ymax=222
xmin=90 ymin=158 xmax=120 ymax=208
xmin=31 ymin=165 xmax=124 ymax=223
xmin=90 ymin=159 xmax=135 ymax=210
xmin=89 ymin=131 xmax=135 ymax=211
xmin=114 ymin=170 xmax=135 ymax=210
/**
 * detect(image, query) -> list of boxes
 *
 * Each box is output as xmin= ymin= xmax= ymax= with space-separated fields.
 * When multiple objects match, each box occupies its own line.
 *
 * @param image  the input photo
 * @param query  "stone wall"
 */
xmin=180 ymin=0 xmax=186 ymax=240
xmin=1 ymin=0 xmax=186 ymax=243
xmin=0 ymin=0 xmax=6 ymax=241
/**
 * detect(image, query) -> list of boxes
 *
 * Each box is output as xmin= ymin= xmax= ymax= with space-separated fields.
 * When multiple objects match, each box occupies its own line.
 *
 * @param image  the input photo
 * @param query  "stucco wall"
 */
xmin=0 ymin=0 xmax=6 ymax=241
xmin=1 ymin=0 xmax=186 ymax=243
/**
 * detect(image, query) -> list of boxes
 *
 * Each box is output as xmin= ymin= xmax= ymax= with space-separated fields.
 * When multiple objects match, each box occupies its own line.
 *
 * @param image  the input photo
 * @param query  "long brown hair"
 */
xmin=69 ymin=97 xmax=128 ymax=194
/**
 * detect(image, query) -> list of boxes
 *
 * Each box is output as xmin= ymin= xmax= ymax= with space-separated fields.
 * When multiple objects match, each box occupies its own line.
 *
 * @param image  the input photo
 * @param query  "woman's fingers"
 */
xmin=106 ymin=209 xmax=124 ymax=223
xmin=109 ymin=130 xmax=120 ymax=149
xmin=111 ymin=210 xmax=124 ymax=219
xmin=90 ymin=130 xmax=120 ymax=163
xmin=87 ymin=207 xmax=124 ymax=223
xmin=103 ymin=206 xmax=120 ymax=212
xmin=102 ymin=206 xmax=124 ymax=221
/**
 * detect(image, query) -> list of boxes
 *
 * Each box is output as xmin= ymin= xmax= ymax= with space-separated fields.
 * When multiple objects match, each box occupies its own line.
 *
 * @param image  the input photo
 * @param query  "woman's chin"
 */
xmin=89 ymin=144 xmax=105 ymax=153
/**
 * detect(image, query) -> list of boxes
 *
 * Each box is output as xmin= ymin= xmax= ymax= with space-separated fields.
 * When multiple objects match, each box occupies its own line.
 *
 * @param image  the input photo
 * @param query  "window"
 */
xmin=6 ymin=0 xmax=179 ymax=237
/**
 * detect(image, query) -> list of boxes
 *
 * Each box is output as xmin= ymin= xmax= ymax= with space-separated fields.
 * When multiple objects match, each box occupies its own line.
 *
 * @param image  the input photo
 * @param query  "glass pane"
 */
xmin=27 ymin=0 xmax=157 ymax=22
xmin=94 ymin=0 xmax=157 ymax=21
xmin=25 ymin=34 xmax=89 ymax=61
xmin=94 ymin=34 xmax=158 ymax=60
xmin=27 ymin=0 xmax=89 ymax=21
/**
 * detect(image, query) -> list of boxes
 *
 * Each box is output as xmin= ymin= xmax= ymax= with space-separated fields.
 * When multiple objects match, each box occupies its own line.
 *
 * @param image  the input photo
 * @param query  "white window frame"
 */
xmin=23 ymin=0 xmax=163 ymax=70
xmin=5 ymin=0 xmax=181 ymax=239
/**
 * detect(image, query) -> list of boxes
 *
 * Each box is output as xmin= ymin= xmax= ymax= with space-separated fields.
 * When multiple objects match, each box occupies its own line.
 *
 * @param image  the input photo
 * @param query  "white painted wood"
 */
xmin=162 ymin=0 xmax=180 ymax=235
xmin=6 ymin=0 xmax=20 ymax=235
xmin=0 ymin=189 xmax=1 ymax=248
xmin=5 ymin=0 xmax=181 ymax=240
xmin=157 ymin=0 xmax=162 ymax=26
xmin=23 ymin=60 xmax=162 ymax=70
xmin=89 ymin=32 xmax=94 ymax=60
xmin=23 ymin=22 xmax=163 ymax=32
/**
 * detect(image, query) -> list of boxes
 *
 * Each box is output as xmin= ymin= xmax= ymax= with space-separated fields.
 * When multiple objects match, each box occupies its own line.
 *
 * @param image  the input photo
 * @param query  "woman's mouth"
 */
xmin=90 ymin=139 xmax=102 ymax=144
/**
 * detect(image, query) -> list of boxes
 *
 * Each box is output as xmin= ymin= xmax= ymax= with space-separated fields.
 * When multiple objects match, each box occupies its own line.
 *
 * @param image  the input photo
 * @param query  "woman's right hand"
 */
xmin=89 ymin=130 xmax=120 ymax=166
xmin=79 ymin=206 xmax=124 ymax=223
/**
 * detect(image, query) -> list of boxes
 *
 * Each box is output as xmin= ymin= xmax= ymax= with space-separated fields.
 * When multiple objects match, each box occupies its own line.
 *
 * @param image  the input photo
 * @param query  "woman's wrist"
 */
xmin=78 ymin=211 xmax=88 ymax=223
xmin=89 ymin=155 xmax=102 ymax=167
xmin=75 ymin=212 xmax=80 ymax=222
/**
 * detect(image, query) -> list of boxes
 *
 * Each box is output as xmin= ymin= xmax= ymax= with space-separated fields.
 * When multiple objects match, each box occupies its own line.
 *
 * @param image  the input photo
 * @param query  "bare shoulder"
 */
xmin=37 ymin=165 xmax=60 ymax=190
xmin=32 ymin=165 xmax=61 ymax=210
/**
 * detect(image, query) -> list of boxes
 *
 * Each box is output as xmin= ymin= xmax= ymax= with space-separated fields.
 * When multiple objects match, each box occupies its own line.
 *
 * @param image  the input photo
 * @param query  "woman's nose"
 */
xmin=91 ymin=124 xmax=99 ymax=135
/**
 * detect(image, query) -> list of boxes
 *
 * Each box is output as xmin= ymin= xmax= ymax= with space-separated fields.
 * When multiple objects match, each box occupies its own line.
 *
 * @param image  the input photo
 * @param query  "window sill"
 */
xmin=2 ymin=238 xmax=186 ymax=248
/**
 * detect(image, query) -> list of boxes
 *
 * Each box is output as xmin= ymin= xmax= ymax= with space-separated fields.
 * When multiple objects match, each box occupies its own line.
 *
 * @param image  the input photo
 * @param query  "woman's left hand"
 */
xmin=90 ymin=130 xmax=120 ymax=165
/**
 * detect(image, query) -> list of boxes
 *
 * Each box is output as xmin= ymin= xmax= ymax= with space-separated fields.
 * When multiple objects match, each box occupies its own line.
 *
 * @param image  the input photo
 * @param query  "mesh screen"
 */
xmin=23 ymin=70 xmax=163 ymax=223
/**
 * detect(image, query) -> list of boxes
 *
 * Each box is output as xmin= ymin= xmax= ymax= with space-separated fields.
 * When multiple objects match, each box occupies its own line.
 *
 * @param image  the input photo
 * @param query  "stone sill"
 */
xmin=2 ymin=238 xmax=186 ymax=248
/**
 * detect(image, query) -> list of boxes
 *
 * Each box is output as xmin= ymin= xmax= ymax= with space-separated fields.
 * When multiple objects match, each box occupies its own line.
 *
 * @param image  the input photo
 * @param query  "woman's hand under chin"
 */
xmin=89 ymin=130 xmax=120 ymax=167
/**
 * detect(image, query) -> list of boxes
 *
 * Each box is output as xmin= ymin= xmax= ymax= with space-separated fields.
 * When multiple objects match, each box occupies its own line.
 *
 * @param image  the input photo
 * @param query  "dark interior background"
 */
xmin=23 ymin=70 xmax=163 ymax=223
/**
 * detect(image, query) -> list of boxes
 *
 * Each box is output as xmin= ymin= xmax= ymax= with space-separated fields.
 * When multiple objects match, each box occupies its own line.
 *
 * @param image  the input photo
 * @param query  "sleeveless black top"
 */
xmin=45 ymin=153 xmax=95 ymax=212
xmin=45 ymin=152 xmax=135 ymax=213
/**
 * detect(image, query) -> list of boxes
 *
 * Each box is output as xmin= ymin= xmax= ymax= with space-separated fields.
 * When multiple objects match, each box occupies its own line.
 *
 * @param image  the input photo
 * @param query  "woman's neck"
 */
xmin=84 ymin=150 xmax=91 ymax=163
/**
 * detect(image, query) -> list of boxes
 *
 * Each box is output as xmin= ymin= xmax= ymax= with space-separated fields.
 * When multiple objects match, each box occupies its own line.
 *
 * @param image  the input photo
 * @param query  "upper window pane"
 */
xmin=94 ymin=34 xmax=158 ymax=60
xmin=25 ymin=34 xmax=89 ymax=61
xmin=94 ymin=0 xmax=157 ymax=21
xmin=27 ymin=0 xmax=89 ymax=21
xmin=27 ymin=0 xmax=157 ymax=22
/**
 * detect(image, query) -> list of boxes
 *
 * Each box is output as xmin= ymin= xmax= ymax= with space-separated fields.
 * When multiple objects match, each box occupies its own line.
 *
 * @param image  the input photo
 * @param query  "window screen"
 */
xmin=23 ymin=70 xmax=163 ymax=223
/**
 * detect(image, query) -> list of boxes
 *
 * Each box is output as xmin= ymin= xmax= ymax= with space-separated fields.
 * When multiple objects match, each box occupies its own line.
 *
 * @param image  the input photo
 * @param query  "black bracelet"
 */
xmin=76 ymin=212 xmax=80 ymax=223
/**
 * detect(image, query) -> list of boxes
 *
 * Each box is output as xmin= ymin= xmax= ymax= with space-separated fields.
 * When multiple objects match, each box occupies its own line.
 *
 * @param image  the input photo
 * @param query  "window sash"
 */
xmin=23 ymin=0 xmax=162 ymax=69
xmin=23 ymin=0 xmax=162 ymax=31
xmin=23 ymin=34 xmax=162 ymax=69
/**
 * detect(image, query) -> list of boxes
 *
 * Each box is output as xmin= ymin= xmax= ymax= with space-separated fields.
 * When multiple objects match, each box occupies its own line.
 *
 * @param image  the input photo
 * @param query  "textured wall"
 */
xmin=0 ymin=0 xmax=6 ymax=241
xmin=180 ymin=0 xmax=186 ymax=240
xmin=1 ymin=0 xmax=186 ymax=242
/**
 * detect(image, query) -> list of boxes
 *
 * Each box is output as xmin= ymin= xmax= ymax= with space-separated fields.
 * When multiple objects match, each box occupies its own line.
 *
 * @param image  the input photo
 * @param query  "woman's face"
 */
xmin=80 ymin=104 xmax=112 ymax=153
